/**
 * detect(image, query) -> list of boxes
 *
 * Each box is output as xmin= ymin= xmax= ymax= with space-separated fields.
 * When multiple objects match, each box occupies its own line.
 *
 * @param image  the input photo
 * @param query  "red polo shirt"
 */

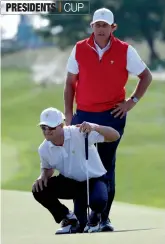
xmin=75 ymin=34 xmax=129 ymax=112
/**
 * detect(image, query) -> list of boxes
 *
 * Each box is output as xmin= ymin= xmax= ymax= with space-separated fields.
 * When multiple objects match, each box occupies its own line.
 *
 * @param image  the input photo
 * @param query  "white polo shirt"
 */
xmin=38 ymin=126 xmax=107 ymax=182
xmin=66 ymin=42 xmax=146 ymax=76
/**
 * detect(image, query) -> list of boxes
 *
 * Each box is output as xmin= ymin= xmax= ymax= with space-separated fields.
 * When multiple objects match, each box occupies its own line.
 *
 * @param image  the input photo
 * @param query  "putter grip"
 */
xmin=85 ymin=133 xmax=88 ymax=160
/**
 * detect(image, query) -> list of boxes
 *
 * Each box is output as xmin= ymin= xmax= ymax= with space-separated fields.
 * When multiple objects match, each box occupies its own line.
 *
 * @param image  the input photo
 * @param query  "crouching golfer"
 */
xmin=32 ymin=107 xmax=120 ymax=234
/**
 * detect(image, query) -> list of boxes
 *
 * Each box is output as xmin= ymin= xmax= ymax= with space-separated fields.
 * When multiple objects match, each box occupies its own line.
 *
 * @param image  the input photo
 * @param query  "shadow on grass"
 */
xmin=113 ymin=227 xmax=157 ymax=233
xmin=70 ymin=227 xmax=158 ymax=235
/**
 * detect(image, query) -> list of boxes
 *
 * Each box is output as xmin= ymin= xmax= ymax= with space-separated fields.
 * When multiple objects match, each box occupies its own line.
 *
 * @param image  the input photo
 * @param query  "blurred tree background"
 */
xmin=40 ymin=0 xmax=165 ymax=68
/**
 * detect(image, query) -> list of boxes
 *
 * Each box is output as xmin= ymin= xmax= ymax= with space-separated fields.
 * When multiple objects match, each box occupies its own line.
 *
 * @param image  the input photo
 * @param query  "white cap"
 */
xmin=91 ymin=8 xmax=114 ymax=26
xmin=39 ymin=107 xmax=65 ymax=127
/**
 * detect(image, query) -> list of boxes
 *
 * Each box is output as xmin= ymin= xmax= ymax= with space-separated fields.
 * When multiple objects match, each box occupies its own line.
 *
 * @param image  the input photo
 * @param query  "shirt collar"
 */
xmin=94 ymin=39 xmax=110 ymax=52
xmin=64 ymin=126 xmax=71 ymax=140
xmin=48 ymin=127 xmax=71 ymax=148
xmin=87 ymin=33 xmax=114 ymax=49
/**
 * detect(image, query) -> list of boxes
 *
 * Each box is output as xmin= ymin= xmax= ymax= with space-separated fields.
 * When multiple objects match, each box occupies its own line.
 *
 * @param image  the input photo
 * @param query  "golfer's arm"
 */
xmin=94 ymin=125 xmax=120 ymax=142
xmin=41 ymin=168 xmax=54 ymax=179
xmin=131 ymin=68 xmax=152 ymax=99
xmin=64 ymin=72 xmax=78 ymax=116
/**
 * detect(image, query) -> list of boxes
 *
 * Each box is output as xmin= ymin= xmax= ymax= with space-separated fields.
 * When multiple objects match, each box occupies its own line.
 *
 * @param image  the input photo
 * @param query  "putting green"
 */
xmin=1 ymin=142 xmax=19 ymax=184
xmin=1 ymin=190 xmax=165 ymax=244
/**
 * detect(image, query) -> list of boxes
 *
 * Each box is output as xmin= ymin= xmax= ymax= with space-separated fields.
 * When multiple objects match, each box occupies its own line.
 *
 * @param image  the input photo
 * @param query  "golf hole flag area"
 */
xmin=1 ymin=190 xmax=165 ymax=244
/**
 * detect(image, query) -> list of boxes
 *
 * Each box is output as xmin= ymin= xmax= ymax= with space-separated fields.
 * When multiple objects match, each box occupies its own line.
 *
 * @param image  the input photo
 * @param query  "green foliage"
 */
xmin=39 ymin=0 xmax=165 ymax=66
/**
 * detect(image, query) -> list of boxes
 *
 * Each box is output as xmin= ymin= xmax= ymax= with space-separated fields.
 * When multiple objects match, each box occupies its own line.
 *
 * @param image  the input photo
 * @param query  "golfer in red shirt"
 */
xmin=64 ymin=8 xmax=152 ymax=232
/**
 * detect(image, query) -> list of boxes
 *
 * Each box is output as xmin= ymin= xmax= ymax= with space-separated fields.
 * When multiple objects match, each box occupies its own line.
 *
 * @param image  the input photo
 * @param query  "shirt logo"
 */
xmin=72 ymin=150 xmax=75 ymax=154
xmin=110 ymin=60 xmax=114 ymax=64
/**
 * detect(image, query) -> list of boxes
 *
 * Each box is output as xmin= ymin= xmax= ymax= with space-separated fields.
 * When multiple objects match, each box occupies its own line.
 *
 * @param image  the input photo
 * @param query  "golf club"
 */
xmin=85 ymin=132 xmax=90 ymax=222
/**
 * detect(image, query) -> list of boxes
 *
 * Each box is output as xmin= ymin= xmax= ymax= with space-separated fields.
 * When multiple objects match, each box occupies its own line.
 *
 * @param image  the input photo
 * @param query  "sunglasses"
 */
xmin=40 ymin=125 xmax=56 ymax=131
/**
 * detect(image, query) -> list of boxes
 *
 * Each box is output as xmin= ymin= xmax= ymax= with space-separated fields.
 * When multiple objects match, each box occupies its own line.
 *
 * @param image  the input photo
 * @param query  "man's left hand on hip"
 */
xmin=111 ymin=98 xmax=136 ymax=119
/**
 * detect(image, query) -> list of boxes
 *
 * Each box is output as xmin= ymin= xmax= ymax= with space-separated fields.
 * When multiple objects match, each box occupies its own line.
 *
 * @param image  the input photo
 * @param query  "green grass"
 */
xmin=1 ymin=68 xmax=165 ymax=208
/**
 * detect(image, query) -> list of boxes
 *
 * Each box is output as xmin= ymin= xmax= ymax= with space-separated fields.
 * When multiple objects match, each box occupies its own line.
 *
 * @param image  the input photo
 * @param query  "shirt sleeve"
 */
xmin=88 ymin=131 xmax=104 ymax=145
xmin=127 ymin=45 xmax=147 ymax=76
xmin=66 ymin=45 xmax=79 ymax=74
xmin=38 ymin=148 xmax=51 ymax=170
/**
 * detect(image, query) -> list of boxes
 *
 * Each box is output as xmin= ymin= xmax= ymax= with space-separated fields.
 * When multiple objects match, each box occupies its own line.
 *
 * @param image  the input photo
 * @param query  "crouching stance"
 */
xmin=32 ymin=107 xmax=120 ymax=234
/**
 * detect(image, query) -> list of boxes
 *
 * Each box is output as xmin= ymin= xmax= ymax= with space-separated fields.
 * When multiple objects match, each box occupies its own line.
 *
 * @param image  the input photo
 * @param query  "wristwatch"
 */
xmin=131 ymin=96 xmax=139 ymax=103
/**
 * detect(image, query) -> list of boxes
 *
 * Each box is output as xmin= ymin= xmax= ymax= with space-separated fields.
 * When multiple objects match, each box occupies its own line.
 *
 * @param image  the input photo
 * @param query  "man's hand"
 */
xmin=65 ymin=113 xmax=73 ymax=126
xmin=111 ymin=98 xmax=136 ymax=118
xmin=76 ymin=121 xmax=97 ymax=133
xmin=32 ymin=175 xmax=48 ymax=192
